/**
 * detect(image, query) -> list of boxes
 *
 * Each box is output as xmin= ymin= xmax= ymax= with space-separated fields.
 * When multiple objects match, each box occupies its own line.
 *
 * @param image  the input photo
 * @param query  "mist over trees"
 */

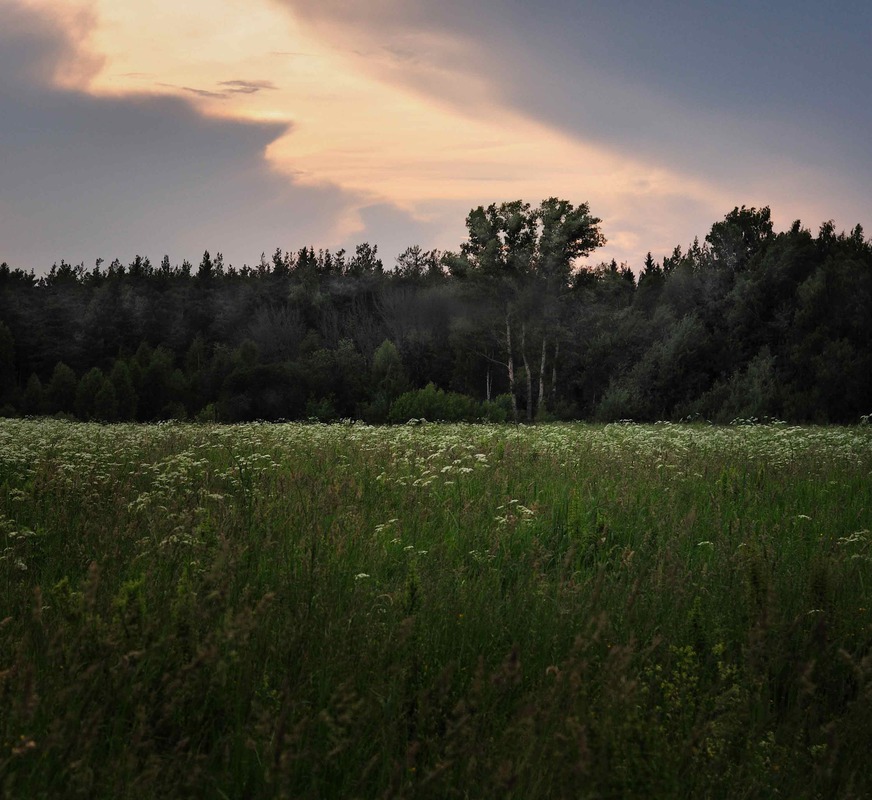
xmin=1 ymin=201 xmax=870 ymax=424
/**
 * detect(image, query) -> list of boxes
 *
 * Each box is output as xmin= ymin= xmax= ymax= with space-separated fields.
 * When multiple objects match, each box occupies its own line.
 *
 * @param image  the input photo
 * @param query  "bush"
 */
xmin=596 ymin=382 xmax=642 ymax=422
xmin=196 ymin=403 xmax=219 ymax=423
xmin=481 ymin=397 xmax=510 ymax=423
xmin=388 ymin=383 xmax=485 ymax=423
xmin=306 ymin=396 xmax=338 ymax=422
xmin=360 ymin=392 xmax=392 ymax=424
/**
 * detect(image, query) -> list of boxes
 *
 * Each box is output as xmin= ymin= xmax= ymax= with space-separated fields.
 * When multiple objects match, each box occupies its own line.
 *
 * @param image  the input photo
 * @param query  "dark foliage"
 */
xmin=0 ymin=204 xmax=869 ymax=422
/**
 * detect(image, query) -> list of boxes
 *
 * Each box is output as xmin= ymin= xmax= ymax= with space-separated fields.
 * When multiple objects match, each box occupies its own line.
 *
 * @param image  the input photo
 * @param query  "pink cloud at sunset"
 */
xmin=2 ymin=0 xmax=869 ymax=272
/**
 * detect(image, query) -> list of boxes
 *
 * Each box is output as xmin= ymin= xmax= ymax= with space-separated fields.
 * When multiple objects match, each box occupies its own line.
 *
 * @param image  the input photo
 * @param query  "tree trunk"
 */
xmin=521 ymin=322 xmax=533 ymax=422
xmin=551 ymin=340 xmax=560 ymax=405
xmin=505 ymin=308 xmax=518 ymax=423
xmin=486 ymin=364 xmax=492 ymax=402
xmin=538 ymin=336 xmax=547 ymax=416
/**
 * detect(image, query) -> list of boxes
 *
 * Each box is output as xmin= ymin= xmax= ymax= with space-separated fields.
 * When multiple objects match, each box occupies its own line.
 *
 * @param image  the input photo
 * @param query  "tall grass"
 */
xmin=1 ymin=419 xmax=871 ymax=798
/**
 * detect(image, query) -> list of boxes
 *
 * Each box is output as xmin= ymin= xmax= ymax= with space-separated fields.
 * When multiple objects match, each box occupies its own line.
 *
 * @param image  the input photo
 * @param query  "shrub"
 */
xmin=388 ymin=383 xmax=483 ymax=423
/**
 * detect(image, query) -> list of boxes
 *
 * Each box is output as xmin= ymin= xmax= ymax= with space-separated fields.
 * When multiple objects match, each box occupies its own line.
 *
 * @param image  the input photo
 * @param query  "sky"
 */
xmin=1 ymin=0 xmax=870 ymax=273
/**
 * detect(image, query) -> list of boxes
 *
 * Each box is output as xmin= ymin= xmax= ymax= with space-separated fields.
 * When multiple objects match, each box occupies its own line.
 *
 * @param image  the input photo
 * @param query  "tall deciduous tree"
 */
xmin=452 ymin=198 xmax=604 ymax=420
xmin=533 ymin=198 xmax=606 ymax=415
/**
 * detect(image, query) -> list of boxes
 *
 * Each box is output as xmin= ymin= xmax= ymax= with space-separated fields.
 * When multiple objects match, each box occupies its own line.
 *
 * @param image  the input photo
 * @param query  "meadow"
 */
xmin=1 ymin=418 xmax=871 ymax=798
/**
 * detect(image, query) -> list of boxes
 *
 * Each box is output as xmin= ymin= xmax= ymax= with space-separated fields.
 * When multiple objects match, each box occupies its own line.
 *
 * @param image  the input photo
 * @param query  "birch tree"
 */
xmin=449 ymin=201 xmax=536 ymax=422
xmin=450 ymin=198 xmax=605 ymax=421
xmin=533 ymin=198 xmax=606 ymax=415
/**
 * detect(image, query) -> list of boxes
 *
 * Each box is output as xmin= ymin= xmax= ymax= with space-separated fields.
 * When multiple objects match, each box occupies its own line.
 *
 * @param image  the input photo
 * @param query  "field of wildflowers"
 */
xmin=1 ymin=419 xmax=871 ymax=797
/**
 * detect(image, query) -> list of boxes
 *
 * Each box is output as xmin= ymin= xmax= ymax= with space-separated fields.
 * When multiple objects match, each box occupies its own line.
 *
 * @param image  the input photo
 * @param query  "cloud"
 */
xmin=278 ymin=0 xmax=872 ymax=229
xmin=219 ymin=79 xmax=278 ymax=94
xmin=178 ymin=85 xmax=230 ymax=99
xmin=0 ymin=1 xmax=431 ymax=271
xmin=0 ymin=0 xmax=103 ymax=88
xmin=5 ymin=0 xmax=867 ymax=278
xmin=161 ymin=79 xmax=279 ymax=100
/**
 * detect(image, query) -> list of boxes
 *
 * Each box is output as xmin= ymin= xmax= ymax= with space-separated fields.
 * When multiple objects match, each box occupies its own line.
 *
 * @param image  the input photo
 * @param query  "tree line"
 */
xmin=1 ymin=200 xmax=870 ymax=424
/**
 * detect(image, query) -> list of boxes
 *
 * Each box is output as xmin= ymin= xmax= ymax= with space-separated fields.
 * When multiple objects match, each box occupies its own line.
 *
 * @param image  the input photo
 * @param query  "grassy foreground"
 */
xmin=1 ymin=419 xmax=871 ymax=798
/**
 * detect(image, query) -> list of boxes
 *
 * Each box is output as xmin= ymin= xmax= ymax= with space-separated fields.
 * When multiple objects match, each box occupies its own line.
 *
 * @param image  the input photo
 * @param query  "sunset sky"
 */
xmin=2 ymin=0 xmax=870 ymax=273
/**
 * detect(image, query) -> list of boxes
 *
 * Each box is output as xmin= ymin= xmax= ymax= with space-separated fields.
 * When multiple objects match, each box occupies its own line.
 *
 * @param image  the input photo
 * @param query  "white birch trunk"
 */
xmin=505 ymin=308 xmax=518 ymax=423
xmin=521 ymin=322 xmax=533 ymax=422
xmin=551 ymin=339 xmax=560 ymax=404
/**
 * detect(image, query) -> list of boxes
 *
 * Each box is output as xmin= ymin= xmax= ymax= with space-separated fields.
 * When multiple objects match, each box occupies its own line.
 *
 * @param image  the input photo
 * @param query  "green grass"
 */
xmin=1 ymin=419 xmax=871 ymax=798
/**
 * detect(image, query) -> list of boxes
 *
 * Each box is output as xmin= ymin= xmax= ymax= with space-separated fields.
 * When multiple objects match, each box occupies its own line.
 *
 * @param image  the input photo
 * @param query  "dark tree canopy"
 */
xmin=0 ymin=202 xmax=869 ymax=423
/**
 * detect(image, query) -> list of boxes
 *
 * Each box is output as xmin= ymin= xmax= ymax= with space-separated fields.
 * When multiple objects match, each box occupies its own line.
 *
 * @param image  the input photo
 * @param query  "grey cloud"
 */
xmin=162 ymin=79 xmax=278 ymax=99
xmin=0 ymin=1 xmax=410 ymax=271
xmin=279 ymin=0 xmax=872 ymax=222
xmin=380 ymin=46 xmax=418 ymax=65
xmin=179 ymin=85 xmax=230 ymax=99
xmin=218 ymin=79 xmax=278 ymax=94
xmin=0 ymin=0 xmax=102 ymax=88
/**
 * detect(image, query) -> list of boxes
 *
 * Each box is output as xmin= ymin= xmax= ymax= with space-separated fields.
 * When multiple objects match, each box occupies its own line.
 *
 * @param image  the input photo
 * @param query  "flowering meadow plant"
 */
xmin=1 ymin=419 xmax=871 ymax=797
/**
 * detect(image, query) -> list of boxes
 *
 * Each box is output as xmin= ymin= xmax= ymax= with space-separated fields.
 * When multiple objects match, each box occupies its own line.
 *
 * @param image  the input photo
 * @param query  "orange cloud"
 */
xmin=18 ymin=0 xmax=832 ymax=268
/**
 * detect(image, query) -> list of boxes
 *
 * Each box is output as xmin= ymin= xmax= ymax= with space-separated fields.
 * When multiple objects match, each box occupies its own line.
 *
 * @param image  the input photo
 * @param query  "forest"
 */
xmin=1 ymin=200 xmax=870 ymax=424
